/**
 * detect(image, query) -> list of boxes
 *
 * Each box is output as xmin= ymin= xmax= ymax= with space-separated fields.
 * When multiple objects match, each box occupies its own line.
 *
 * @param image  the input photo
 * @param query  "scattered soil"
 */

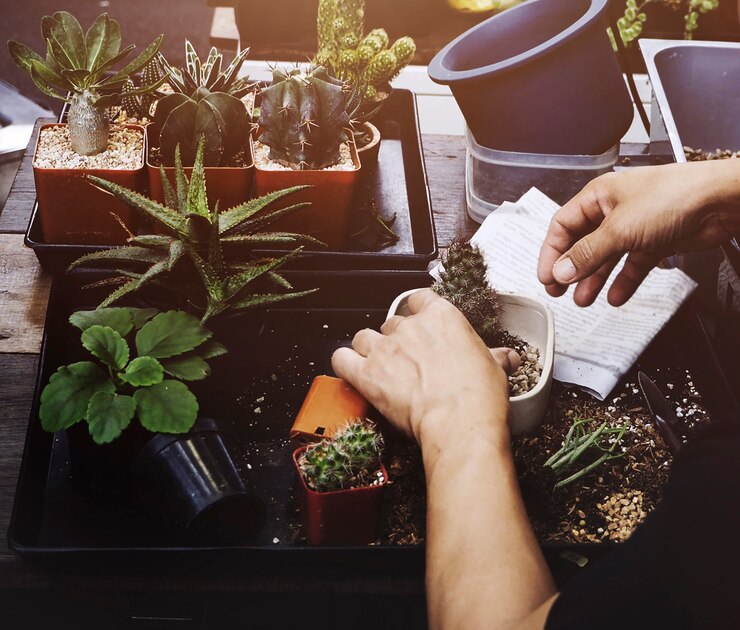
xmin=684 ymin=146 xmax=740 ymax=161
xmin=148 ymin=145 xmax=252 ymax=168
xmin=33 ymin=125 xmax=144 ymax=170
xmin=253 ymin=140 xmax=356 ymax=171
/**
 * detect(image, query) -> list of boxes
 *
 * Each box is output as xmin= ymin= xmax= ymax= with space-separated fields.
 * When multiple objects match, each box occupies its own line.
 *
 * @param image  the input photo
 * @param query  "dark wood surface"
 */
xmin=0 ymin=120 xmax=474 ymax=599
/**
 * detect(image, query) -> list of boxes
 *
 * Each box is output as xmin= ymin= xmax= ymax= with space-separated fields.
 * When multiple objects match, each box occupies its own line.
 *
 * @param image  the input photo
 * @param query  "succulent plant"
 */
xmin=154 ymin=86 xmax=251 ymax=167
xmin=69 ymin=138 xmax=321 ymax=322
xmin=316 ymin=0 xmax=365 ymax=68
xmin=120 ymin=58 xmax=163 ymax=120
xmin=433 ymin=239 xmax=502 ymax=347
xmin=158 ymin=40 xmax=252 ymax=99
xmin=298 ymin=419 xmax=384 ymax=492
xmin=613 ymin=0 xmax=719 ymax=46
xmin=8 ymin=12 xmax=164 ymax=155
xmin=258 ymin=65 xmax=351 ymax=171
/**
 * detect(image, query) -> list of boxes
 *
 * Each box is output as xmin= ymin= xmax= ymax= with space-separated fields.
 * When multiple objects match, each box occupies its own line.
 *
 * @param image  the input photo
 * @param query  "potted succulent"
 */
xmin=293 ymin=419 xmax=388 ymax=545
xmin=69 ymin=139 xmax=320 ymax=322
xmin=386 ymin=240 xmax=554 ymax=435
xmin=254 ymin=65 xmax=360 ymax=249
xmin=149 ymin=41 xmax=255 ymax=211
xmin=8 ymin=12 xmax=164 ymax=244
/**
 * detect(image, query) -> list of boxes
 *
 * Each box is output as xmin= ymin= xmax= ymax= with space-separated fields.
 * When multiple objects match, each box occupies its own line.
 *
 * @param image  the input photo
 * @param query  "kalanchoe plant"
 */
xmin=40 ymin=307 xmax=225 ymax=445
xmin=8 ymin=12 xmax=164 ymax=155
xmin=68 ymin=138 xmax=321 ymax=322
xmin=433 ymin=239 xmax=502 ymax=347
xmin=298 ymin=419 xmax=384 ymax=492
xmin=258 ymin=65 xmax=351 ymax=170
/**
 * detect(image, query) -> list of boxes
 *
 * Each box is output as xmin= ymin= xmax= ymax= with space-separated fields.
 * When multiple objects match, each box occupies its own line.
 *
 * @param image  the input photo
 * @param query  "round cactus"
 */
xmin=391 ymin=36 xmax=417 ymax=67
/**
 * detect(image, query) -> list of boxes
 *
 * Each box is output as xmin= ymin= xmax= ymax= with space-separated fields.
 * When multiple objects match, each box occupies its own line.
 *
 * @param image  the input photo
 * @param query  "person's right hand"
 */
xmin=537 ymin=160 xmax=740 ymax=307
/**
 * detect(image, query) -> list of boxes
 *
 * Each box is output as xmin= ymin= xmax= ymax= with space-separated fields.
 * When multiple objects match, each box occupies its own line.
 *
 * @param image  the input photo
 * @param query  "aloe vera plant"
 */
xmin=8 ymin=12 xmax=164 ymax=155
xmin=69 ymin=139 xmax=321 ymax=322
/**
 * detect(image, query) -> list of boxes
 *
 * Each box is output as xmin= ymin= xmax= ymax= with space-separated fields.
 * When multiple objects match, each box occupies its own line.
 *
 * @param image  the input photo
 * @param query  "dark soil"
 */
xmin=148 ymin=145 xmax=252 ymax=169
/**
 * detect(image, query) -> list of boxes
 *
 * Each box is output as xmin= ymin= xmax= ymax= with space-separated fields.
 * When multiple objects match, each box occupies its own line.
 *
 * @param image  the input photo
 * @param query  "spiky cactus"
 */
xmin=258 ymin=66 xmax=351 ymax=171
xmin=298 ymin=419 xmax=384 ymax=492
xmin=8 ymin=12 xmax=163 ymax=155
xmin=316 ymin=0 xmax=365 ymax=68
xmin=433 ymin=239 xmax=502 ymax=347
xmin=121 ymin=60 xmax=163 ymax=120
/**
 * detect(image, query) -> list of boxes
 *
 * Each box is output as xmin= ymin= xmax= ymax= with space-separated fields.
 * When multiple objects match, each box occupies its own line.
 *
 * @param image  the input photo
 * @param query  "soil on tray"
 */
xmin=148 ymin=145 xmax=252 ymax=168
xmin=684 ymin=146 xmax=740 ymax=161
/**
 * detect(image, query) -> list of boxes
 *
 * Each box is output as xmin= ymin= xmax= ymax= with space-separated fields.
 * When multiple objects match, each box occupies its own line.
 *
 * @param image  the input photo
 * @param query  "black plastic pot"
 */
xmin=132 ymin=418 xmax=265 ymax=544
xmin=428 ymin=0 xmax=633 ymax=154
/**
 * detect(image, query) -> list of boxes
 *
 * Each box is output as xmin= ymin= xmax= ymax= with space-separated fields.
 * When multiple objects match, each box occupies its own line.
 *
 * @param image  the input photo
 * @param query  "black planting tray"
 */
xmin=25 ymin=89 xmax=437 ymax=273
xmin=9 ymin=271 xmax=739 ymax=572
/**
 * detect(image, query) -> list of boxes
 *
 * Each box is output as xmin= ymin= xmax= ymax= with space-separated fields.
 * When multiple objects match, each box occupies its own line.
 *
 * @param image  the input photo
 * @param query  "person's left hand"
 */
xmin=331 ymin=289 xmax=519 ymax=448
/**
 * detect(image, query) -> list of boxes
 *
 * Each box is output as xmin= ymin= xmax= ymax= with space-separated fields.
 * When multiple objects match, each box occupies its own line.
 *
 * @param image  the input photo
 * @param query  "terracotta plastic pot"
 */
xmin=145 ymin=127 xmax=254 ymax=212
xmin=253 ymin=139 xmax=361 ymax=250
xmin=355 ymin=122 xmax=382 ymax=170
xmin=387 ymin=288 xmax=555 ymax=435
xmin=293 ymin=446 xmax=388 ymax=545
xmin=33 ymin=123 xmax=145 ymax=245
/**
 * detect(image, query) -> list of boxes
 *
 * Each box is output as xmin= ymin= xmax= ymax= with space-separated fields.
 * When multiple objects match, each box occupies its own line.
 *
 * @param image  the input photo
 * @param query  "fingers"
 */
xmin=572 ymin=255 xmax=621 ymax=307
xmin=331 ymin=346 xmax=366 ymax=389
xmin=606 ymin=251 xmax=662 ymax=306
xmin=490 ymin=348 xmax=521 ymax=375
xmin=380 ymin=315 xmax=405 ymax=336
xmin=351 ymin=328 xmax=383 ymax=357
xmin=405 ymin=288 xmax=442 ymax=315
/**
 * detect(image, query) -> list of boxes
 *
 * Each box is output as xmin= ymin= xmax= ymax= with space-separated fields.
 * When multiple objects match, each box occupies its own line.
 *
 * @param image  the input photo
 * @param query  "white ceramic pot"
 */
xmin=386 ymin=288 xmax=555 ymax=435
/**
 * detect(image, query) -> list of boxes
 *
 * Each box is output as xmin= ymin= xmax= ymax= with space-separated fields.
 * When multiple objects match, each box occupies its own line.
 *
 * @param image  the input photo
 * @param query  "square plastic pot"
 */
xmin=387 ymin=288 xmax=555 ymax=435
xmin=293 ymin=446 xmax=388 ymax=545
xmin=33 ymin=123 xmax=145 ymax=244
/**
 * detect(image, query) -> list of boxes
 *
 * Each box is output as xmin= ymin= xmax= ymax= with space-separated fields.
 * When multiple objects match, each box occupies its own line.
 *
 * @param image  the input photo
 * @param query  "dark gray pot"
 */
xmin=428 ymin=0 xmax=633 ymax=154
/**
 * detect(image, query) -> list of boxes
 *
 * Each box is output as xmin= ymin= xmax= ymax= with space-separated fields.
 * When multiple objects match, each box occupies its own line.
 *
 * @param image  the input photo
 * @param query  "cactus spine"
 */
xmin=433 ymin=239 xmax=502 ymax=347
xmin=257 ymin=66 xmax=350 ymax=170
xmin=298 ymin=419 xmax=384 ymax=492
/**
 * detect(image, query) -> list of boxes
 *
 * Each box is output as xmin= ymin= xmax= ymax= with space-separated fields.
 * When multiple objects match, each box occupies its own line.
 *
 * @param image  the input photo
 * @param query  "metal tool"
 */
xmin=638 ymin=371 xmax=684 ymax=456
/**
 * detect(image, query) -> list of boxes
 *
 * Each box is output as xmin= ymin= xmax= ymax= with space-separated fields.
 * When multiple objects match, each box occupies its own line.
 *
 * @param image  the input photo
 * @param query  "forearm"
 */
xmin=421 ymin=414 xmax=556 ymax=630
xmin=709 ymin=158 xmax=740 ymax=237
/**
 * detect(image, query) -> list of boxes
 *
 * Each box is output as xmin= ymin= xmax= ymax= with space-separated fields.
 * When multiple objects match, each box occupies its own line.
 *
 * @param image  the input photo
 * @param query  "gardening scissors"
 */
xmin=637 ymin=371 xmax=685 ymax=456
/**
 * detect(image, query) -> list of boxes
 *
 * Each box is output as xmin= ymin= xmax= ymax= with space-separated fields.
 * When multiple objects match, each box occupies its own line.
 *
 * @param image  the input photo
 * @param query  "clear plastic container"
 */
xmin=465 ymin=127 xmax=619 ymax=223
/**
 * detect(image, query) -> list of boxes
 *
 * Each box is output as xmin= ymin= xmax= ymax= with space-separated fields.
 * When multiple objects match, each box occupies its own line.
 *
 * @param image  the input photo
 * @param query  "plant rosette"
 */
xmin=32 ymin=123 xmax=147 ymax=245
xmin=386 ymin=288 xmax=555 ymax=435
xmin=39 ymin=307 xmax=227 ymax=485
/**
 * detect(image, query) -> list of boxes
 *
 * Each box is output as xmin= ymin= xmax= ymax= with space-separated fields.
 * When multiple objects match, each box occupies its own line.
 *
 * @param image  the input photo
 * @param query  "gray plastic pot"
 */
xmin=428 ymin=0 xmax=633 ymax=155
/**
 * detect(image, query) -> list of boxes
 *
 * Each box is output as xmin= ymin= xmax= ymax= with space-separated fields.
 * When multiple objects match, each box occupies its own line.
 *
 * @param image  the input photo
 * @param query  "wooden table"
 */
xmin=0 ymin=120 xmax=476 ymax=626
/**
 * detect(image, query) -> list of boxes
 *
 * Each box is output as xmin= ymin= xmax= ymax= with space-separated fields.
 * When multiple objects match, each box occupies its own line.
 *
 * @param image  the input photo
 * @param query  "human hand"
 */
xmin=331 ymin=289 xmax=518 ymax=448
xmin=538 ymin=160 xmax=740 ymax=306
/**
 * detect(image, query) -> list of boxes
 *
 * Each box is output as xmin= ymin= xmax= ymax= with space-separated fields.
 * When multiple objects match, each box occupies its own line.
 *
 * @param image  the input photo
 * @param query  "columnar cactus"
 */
xmin=433 ymin=239 xmax=502 ymax=347
xmin=257 ymin=66 xmax=351 ymax=171
xmin=316 ymin=0 xmax=365 ymax=67
xmin=121 ymin=59 xmax=163 ymax=120
xmin=298 ymin=419 xmax=384 ymax=492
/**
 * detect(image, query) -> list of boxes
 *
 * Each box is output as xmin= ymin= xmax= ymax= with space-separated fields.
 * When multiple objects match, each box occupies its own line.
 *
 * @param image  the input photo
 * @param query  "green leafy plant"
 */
xmin=613 ymin=0 xmax=720 ymax=46
xmin=40 ymin=307 xmax=225 ymax=444
xmin=8 ymin=11 xmax=164 ymax=155
xmin=68 ymin=138 xmax=320 ymax=322
xmin=298 ymin=419 xmax=384 ymax=492
xmin=258 ymin=65 xmax=351 ymax=170
xmin=545 ymin=418 xmax=629 ymax=488
xmin=433 ymin=239 xmax=502 ymax=347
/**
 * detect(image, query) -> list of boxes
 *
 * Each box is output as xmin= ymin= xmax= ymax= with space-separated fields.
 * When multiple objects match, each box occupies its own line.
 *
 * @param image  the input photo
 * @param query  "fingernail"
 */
xmin=507 ymin=350 xmax=521 ymax=370
xmin=553 ymin=257 xmax=577 ymax=283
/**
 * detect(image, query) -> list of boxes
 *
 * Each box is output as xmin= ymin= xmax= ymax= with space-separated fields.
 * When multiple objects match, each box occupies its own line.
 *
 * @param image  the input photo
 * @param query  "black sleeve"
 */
xmin=546 ymin=426 xmax=740 ymax=630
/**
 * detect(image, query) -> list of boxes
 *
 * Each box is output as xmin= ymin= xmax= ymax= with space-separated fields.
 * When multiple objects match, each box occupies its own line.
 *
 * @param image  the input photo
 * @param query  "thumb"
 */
xmin=552 ymin=225 xmax=622 ymax=285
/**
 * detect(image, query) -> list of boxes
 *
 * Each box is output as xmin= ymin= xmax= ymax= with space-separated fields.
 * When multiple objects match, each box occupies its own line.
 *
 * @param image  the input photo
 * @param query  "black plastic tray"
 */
xmin=9 ymin=271 xmax=739 ymax=570
xmin=25 ymin=89 xmax=437 ymax=273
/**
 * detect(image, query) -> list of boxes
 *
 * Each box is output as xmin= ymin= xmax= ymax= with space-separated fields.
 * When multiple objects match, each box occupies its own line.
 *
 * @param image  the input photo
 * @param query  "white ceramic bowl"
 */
xmin=386 ymin=288 xmax=554 ymax=435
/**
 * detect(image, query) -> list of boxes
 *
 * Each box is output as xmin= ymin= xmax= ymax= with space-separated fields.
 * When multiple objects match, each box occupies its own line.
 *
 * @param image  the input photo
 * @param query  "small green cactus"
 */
xmin=391 ymin=37 xmax=417 ymax=69
xmin=298 ymin=419 xmax=384 ymax=492
xmin=316 ymin=0 xmax=365 ymax=67
xmin=257 ymin=65 xmax=351 ymax=171
xmin=362 ymin=49 xmax=398 ymax=86
xmin=433 ymin=239 xmax=502 ymax=347
xmin=120 ymin=59 xmax=163 ymax=120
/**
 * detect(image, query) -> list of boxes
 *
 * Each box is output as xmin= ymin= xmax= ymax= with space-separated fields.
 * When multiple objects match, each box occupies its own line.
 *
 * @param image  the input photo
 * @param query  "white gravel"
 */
xmin=253 ymin=140 xmax=356 ymax=171
xmin=34 ymin=125 xmax=144 ymax=170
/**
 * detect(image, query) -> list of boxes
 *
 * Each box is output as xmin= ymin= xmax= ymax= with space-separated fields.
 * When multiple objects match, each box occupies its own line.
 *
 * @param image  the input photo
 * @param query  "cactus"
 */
xmin=391 ymin=37 xmax=417 ymax=69
xmin=433 ymin=239 xmax=502 ymax=347
xmin=8 ymin=12 xmax=163 ymax=155
xmin=257 ymin=66 xmax=351 ymax=171
xmin=155 ymin=86 xmax=250 ymax=167
xmin=298 ymin=419 xmax=384 ymax=492
xmin=316 ymin=0 xmax=365 ymax=67
xmin=362 ymin=49 xmax=398 ymax=87
xmin=121 ymin=60 xmax=162 ymax=120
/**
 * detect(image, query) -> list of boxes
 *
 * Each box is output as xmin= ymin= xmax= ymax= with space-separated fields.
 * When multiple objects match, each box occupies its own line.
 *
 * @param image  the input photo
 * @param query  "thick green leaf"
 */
xmin=39 ymin=362 xmax=115 ymax=432
xmin=61 ymin=68 xmax=90 ymax=89
xmin=84 ymin=13 xmax=109 ymax=71
xmin=120 ymin=356 xmax=164 ymax=386
xmin=129 ymin=234 xmax=174 ymax=248
xmin=159 ymin=165 xmax=178 ymax=210
xmin=230 ymin=289 xmax=318 ymax=312
xmin=29 ymin=63 xmax=69 ymax=101
xmin=218 ymin=187 xmax=310 ymax=234
xmin=174 ymin=145 xmax=189 ymax=212
xmin=202 ymin=91 xmax=247 ymax=159
xmin=86 ymin=391 xmax=136 ymax=444
xmin=222 ymin=232 xmax=324 ymax=247
xmin=93 ymin=43 xmax=134 ymax=76
xmin=8 ymin=41 xmax=45 ymax=73
xmin=160 ymin=99 xmax=198 ymax=166
xmin=81 ymin=325 xmax=129 ymax=370
xmin=136 ymin=311 xmax=211 ymax=359
xmin=100 ymin=279 xmax=140 ymax=308
xmin=68 ymin=245 xmax=165 ymax=270
xmin=101 ymin=17 xmax=122 ymax=63
xmin=53 ymin=11 xmax=86 ymax=68
xmin=134 ymin=380 xmax=198 ymax=434
xmin=186 ymin=137 xmax=211 ymax=213
xmin=103 ymin=34 xmax=163 ymax=85
xmin=223 ymin=251 xmax=299 ymax=301
xmin=196 ymin=339 xmax=228 ymax=359
xmin=161 ymin=355 xmax=210 ymax=381
xmin=31 ymin=59 xmax=70 ymax=91
xmin=70 ymin=308 xmax=134 ymax=336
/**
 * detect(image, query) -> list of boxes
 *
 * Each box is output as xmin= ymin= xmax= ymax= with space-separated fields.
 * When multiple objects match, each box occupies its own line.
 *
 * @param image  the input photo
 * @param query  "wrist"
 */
xmin=704 ymin=159 xmax=740 ymax=236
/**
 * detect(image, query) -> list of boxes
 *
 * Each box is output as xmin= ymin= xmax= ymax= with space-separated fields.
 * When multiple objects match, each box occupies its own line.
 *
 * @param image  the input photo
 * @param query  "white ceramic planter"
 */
xmin=386 ymin=288 xmax=555 ymax=435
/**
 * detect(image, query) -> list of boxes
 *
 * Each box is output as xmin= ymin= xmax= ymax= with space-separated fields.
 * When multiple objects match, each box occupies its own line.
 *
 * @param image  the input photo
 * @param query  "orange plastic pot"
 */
xmin=145 ymin=126 xmax=254 ymax=212
xmin=253 ymin=139 xmax=361 ymax=250
xmin=293 ymin=446 xmax=388 ymax=545
xmin=33 ymin=123 xmax=145 ymax=245
xmin=355 ymin=122 xmax=381 ymax=170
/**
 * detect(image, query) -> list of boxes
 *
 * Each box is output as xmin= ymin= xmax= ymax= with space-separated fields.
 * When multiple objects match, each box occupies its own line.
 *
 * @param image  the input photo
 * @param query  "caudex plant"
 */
xmin=69 ymin=138 xmax=320 ymax=322
xmin=544 ymin=417 xmax=629 ymax=488
xmin=8 ymin=12 xmax=164 ymax=155
xmin=40 ymin=307 xmax=225 ymax=444
xmin=258 ymin=65 xmax=351 ymax=170
xmin=298 ymin=419 xmax=384 ymax=492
